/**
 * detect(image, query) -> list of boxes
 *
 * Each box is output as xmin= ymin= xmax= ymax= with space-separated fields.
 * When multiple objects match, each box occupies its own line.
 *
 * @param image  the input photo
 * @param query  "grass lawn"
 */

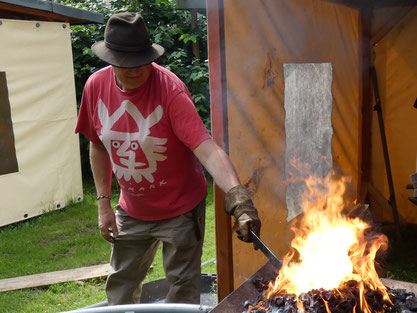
xmin=383 ymin=223 xmax=417 ymax=283
xmin=0 ymin=179 xmax=416 ymax=313
xmin=0 ymin=180 xmax=216 ymax=313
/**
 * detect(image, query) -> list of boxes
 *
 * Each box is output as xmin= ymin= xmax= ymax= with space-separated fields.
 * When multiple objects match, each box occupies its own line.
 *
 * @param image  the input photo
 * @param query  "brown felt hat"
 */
xmin=92 ymin=12 xmax=165 ymax=68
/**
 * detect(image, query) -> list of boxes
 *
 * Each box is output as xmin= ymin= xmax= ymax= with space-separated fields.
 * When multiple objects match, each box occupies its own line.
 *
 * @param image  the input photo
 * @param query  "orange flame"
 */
xmin=264 ymin=174 xmax=390 ymax=313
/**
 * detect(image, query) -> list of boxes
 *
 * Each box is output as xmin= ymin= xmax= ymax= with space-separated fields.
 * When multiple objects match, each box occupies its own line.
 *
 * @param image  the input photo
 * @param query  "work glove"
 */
xmin=224 ymin=185 xmax=261 ymax=243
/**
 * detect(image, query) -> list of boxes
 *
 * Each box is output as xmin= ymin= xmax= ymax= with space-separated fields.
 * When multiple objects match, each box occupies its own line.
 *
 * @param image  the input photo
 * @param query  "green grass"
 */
xmin=0 ymin=179 xmax=217 ymax=313
xmin=0 ymin=194 xmax=108 ymax=279
xmin=384 ymin=223 xmax=417 ymax=283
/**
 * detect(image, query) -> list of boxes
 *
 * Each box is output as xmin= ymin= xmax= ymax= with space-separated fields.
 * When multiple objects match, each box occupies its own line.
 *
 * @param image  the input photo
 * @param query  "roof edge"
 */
xmin=0 ymin=0 xmax=104 ymax=24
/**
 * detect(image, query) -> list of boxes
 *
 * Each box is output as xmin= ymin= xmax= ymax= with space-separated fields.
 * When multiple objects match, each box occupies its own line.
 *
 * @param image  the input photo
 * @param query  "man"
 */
xmin=75 ymin=12 xmax=261 ymax=305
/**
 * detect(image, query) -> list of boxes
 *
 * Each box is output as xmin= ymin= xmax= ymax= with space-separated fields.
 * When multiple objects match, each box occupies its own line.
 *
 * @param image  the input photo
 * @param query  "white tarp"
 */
xmin=0 ymin=19 xmax=83 ymax=227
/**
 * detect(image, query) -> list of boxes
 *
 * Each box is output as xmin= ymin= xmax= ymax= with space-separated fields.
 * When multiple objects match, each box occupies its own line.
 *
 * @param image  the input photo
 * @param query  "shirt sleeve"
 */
xmin=167 ymin=91 xmax=211 ymax=151
xmin=74 ymin=80 xmax=102 ymax=144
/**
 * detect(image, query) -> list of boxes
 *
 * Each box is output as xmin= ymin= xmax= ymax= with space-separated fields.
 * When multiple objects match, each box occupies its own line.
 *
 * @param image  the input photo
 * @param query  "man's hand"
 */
xmin=224 ymin=185 xmax=261 ymax=243
xmin=98 ymin=201 xmax=118 ymax=243
xmin=235 ymin=213 xmax=261 ymax=242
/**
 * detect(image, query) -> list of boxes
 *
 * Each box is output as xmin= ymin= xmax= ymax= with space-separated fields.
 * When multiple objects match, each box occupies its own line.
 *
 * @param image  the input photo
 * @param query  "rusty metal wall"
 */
xmin=208 ymin=0 xmax=360 ymax=289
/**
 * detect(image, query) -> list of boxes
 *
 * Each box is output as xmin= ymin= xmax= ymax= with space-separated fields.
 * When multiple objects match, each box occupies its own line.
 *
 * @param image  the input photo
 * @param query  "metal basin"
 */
xmin=63 ymin=273 xmax=217 ymax=313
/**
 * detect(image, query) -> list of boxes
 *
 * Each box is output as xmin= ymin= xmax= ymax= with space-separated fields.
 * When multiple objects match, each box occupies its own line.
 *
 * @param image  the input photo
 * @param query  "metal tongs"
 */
xmin=249 ymin=228 xmax=282 ymax=269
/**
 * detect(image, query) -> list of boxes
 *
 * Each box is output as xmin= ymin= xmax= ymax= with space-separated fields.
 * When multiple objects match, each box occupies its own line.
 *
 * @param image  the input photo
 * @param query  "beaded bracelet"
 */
xmin=97 ymin=195 xmax=111 ymax=201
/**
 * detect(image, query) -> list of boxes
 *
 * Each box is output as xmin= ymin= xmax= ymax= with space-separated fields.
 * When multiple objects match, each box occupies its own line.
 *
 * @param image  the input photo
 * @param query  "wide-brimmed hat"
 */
xmin=92 ymin=12 xmax=165 ymax=68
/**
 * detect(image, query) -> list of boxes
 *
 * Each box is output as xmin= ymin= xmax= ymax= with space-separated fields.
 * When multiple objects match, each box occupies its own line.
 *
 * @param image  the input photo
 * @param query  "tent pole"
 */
xmin=370 ymin=66 xmax=402 ymax=242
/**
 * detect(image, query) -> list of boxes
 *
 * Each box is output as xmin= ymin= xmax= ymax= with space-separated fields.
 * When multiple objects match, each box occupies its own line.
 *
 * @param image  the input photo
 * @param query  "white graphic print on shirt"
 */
xmin=98 ymin=99 xmax=167 ymax=184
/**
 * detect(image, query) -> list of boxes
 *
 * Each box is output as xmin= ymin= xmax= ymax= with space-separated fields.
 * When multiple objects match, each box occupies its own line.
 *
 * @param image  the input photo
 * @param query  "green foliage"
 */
xmin=51 ymin=0 xmax=210 ymax=179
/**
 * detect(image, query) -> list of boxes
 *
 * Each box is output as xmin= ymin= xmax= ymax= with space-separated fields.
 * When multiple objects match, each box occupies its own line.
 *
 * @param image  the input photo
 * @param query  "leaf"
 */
xmin=82 ymin=47 xmax=94 ymax=57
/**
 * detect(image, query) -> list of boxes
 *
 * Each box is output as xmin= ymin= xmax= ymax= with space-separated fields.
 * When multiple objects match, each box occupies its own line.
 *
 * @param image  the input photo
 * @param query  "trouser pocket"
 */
xmin=182 ymin=198 xmax=206 ymax=242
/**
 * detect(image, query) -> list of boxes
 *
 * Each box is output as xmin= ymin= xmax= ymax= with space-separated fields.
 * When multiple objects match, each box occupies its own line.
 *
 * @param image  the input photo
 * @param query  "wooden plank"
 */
xmin=0 ymin=2 xmax=72 ymax=23
xmin=357 ymin=2 xmax=373 ymax=203
xmin=0 ymin=2 xmax=99 ymax=24
xmin=213 ymin=185 xmax=234 ymax=301
xmin=207 ymin=0 xmax=234 ymax=301
xmin=322 ymin=0 xmax=417 ymax=8
xmin=373 ymin=0 xmax=417 ymax=8
xmin=207 ymin=0 xmax=226 ymax=149
xmin=0 ymin=263 xmax=110 ymax=292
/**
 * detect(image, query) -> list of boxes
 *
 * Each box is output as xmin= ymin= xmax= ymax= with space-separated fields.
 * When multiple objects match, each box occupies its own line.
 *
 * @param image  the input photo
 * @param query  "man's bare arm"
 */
xmin=193 ymin=139 xmax=261 ymax=242
xmin=193 ymin=139 xmax=240 ymax=193
xmin=90 ymin=142 xmax=118 ymax=242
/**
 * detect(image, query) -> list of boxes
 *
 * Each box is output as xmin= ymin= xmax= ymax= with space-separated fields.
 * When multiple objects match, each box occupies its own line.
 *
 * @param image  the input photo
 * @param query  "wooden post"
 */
xmin=357 ymin=1 xmax=372 ymax=203
xmin=206 ymin=0 xmax=234 ymax=301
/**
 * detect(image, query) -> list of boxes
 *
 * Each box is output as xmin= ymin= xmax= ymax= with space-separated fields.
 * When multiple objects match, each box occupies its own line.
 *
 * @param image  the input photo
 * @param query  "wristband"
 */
xmin=97 ymin=195 xmax=111 ymax=201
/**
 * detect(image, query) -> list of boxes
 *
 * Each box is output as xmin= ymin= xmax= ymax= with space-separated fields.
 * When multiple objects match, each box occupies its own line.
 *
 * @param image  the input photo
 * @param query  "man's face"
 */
xmin=112 ymin=64 xmax=152 ymax=91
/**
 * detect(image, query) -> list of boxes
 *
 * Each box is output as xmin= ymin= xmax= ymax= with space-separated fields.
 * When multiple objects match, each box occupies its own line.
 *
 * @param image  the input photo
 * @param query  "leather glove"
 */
xmin=224 ymin=185 xmax=261 ymax=243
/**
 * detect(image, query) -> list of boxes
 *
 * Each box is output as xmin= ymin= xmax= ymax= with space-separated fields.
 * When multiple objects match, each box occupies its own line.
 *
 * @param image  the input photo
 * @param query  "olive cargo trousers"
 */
xmin=105 ymin=200 xmax=206 ymax=305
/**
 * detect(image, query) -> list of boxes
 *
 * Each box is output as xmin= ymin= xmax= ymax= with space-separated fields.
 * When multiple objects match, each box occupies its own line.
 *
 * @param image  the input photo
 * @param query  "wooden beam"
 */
xmin=207 ymin=0 xmax=227 ymax=151
xmin=213 ymin=186 xmax=233 ymax=301
xmin=207 ymin=0 xmax=234 ymax=302
xmin=321 ymin=0 xmax=417 ymax=8
xmin=320 ymin=0 xmax=361 ymax=9
xmin=0 ymin=264 xmax=110 ymax=293
xmin=357 ymin=1 xmax=373 ymax=203
xmin=0 ymin=2 xmax=93 ymax=24
xmin=371 ymin=7 xmax=413 ymax=44
xmin=373 ymin=0 xmax=417 ymax=8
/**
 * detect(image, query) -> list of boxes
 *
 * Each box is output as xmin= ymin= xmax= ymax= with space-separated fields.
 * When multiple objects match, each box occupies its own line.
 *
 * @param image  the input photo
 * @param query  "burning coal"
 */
xmin=243 ymin=174 xmax=417 ymax=313
xmin=244 ymin=278 xmax=417 ymax=313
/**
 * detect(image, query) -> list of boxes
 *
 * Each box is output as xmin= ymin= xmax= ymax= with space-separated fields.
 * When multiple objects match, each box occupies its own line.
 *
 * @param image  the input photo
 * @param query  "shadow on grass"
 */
xmin=383 ymin=223 xmax=417 ymax=284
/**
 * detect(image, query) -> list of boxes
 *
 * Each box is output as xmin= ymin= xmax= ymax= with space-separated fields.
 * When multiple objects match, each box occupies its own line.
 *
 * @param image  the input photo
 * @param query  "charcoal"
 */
xmin=274 ymin=295 xmax=285 ymax=307
xmin=337 ymin=297 xmax=355 ymax=312
xmin=269 ymin=307 xmax=282 ymax=313
xmin=243 ymin=279 xmax=417 ymax=313
xmin=300 ymin=293 xmax=313 ymax=307
xmin=365 ymin=290 xmax=384 ymax=311
xmin=322 ymin=290 xmax=334 ymax=302
xmin=244 ymin=300 xmax=252 ymax=310
xmin=283 ymin=299 xmax=292 ymax=312
xmin=253 ymin=278 xmax=271 ymax=293
xmin=408 ymin=298 xmax=417 ymax=311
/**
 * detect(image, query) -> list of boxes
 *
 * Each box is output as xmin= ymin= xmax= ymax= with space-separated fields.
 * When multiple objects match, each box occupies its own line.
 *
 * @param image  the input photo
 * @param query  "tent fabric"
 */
xmin=0 ymin=19 xmax=83 ymax=227
xmin=370 ymin=7 xmax=417 ymax=224
xmin=220 ymin=0 xmax=360 ymax=286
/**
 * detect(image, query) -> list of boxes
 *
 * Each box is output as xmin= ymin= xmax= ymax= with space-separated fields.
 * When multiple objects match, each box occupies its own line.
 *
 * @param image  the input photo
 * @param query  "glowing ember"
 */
xmin=250 ymin=174 xmax=390 ymax=313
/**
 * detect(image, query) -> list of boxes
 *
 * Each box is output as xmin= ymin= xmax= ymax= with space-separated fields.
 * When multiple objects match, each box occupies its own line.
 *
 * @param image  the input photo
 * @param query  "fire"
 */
xmin=262 ymin=174 xmax=390 ymax=313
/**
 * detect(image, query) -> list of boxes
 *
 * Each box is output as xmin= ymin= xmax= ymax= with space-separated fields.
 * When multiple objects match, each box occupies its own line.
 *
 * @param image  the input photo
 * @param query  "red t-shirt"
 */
xmin=75 ymin=63 xmax=211 ymax=220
